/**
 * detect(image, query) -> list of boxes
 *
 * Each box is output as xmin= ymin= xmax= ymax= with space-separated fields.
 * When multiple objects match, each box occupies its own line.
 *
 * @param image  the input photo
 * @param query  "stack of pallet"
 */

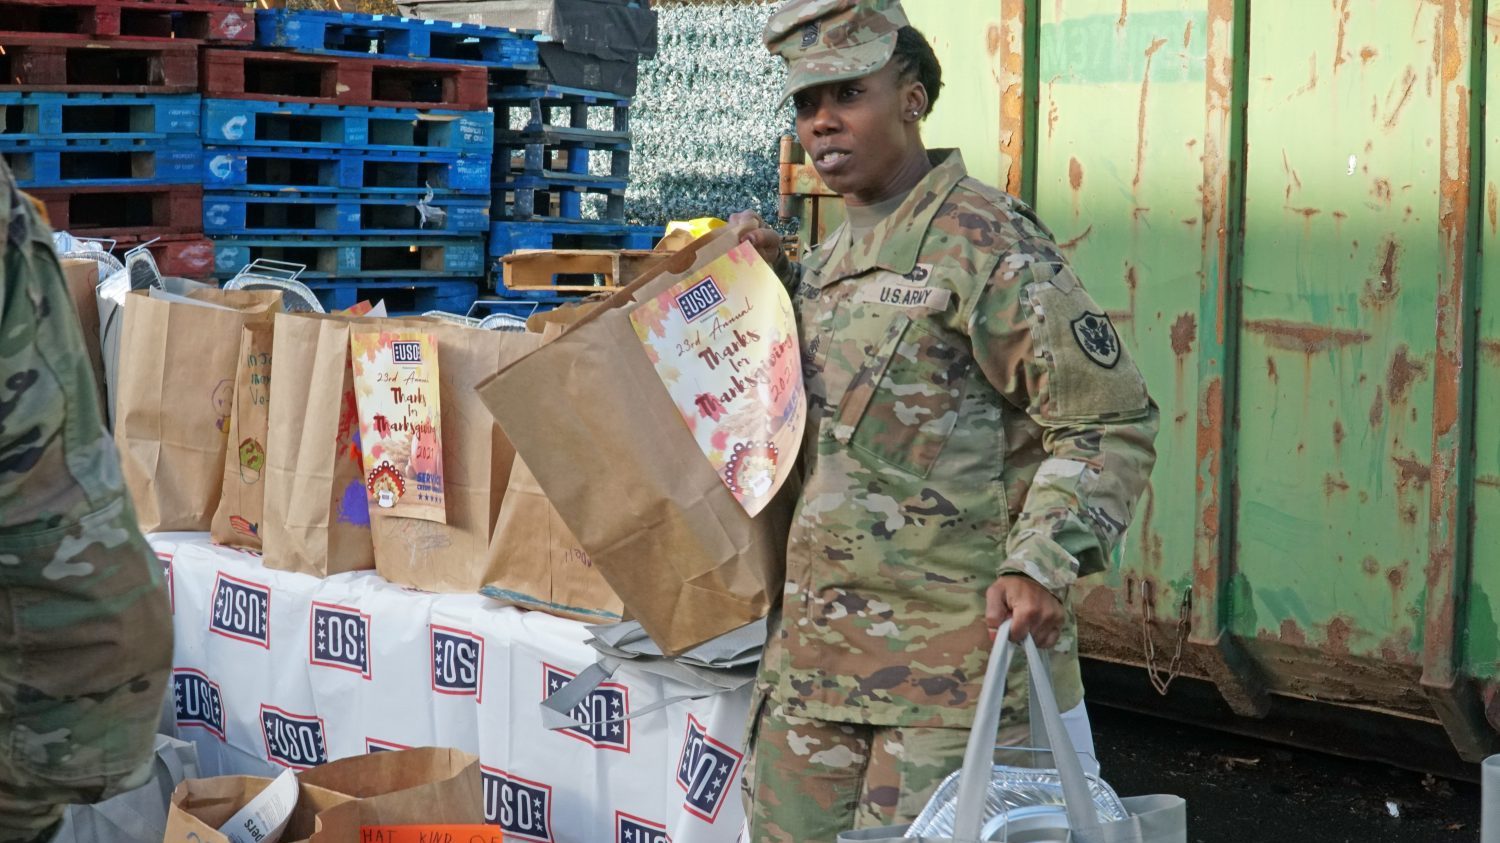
xmin=200 ymin=9 xmax=531 ymax=314
xmin=482 ymin=81 xmax=662 ymax=316
xmin=0 ymin=0 xmax=253 ymax=277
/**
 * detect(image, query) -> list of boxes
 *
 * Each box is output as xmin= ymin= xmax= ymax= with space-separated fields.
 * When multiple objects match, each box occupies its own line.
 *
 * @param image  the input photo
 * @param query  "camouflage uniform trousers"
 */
xmin=0 ymin=170 xmax=174 ymax=842
xmin=742 ymin=696 xmax=1099 ymax=843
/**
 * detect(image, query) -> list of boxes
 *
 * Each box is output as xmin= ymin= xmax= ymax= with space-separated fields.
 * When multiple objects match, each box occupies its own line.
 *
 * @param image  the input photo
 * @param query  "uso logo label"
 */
xmin=365 ymin=737 xmax=411 ymax=754
xmin=542 ymin=663 xmax=629 ymax=752
xmin=209 ymin=572 xmax=270 ymax=647
xmin=259 ymin=705 xmax=327 ymax=770
xmin=173 ymin=668 xmax=224 ymax=741
xmin=676 ymin=276 xmax=724 ymax=322
xmin=309 ymin=602 xmax=371 ymax=679
xmin=430 ymin=625 xmax=484 ymax=700
xmin=393 ymin=341 xmax=423 ymax=363
xmin=482 ymin=767 xmax=552 ymax=843
xmin=675 ymin=715 xmax=743 ymax=823
xmin=616 ymin=811 xmax=669 ymax=843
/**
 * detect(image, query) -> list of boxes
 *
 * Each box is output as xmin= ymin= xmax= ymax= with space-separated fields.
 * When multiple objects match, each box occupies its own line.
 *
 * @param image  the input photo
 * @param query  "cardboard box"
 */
xmin=397 ymin=0 xmax=657 ymax=59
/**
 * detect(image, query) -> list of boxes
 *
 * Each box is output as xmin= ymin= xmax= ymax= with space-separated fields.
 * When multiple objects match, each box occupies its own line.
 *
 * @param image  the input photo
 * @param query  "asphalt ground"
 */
xmin=1091 ymin=704 xmax=1481 ymax=842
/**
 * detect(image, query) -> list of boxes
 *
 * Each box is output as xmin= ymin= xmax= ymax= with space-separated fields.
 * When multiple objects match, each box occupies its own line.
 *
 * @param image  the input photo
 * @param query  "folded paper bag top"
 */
xmin=475 ymin=225 xmax=794 ymax=656
xmin=163 ymin=775 xmax=351 ymax=843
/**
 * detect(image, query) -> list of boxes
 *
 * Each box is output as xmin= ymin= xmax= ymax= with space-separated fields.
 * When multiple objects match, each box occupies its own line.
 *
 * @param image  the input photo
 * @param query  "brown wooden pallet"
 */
xmin=201 ymin=47 xmax=488 ymax=111
xmin=116 ymin=232 xmax=213 ymax=278
xmin=500 ymin=249 xmax=661 ymax=294
xmin=0 ymin=36 xmax=197 ymax=91
xmin=30 ymin=183 xmax=201 ymax=237
xmin=0 ymin=0 xmax=252 ymax=43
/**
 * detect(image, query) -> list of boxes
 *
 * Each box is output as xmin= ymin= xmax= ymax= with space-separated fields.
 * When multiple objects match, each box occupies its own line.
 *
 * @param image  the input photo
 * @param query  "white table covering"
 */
xmin=152 ymin=533 xmax=752 ymax=843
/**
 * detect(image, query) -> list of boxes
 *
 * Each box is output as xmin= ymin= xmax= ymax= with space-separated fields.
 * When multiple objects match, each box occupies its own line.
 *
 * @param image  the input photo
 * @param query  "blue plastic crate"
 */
xmin=255 ymin=9 xmax=539 ymax=69
xmin=3 ymin=136 xmax=200 ymax=188
xmin=0 ymin=92 xmax=200 ymax=142
xmin=488 ymin=221 xmax=662 ymax=256
xmin=204 ymin=191 xmax=490 ymax=236
xmin=307 ymin=278 xmax=481 ymax=315
xmin=202 ymin=146 xmax=490 ymax=194
xmin=213 ymin=235 xmax=486 ymax=279
xmin=202 ymin=98 xmax=493 ymax=153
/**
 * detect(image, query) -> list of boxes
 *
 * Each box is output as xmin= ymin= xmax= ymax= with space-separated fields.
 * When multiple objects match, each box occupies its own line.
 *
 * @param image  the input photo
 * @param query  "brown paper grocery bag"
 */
xmin=113 ymin=288 xmax=282 ymax=533
xmin=59 ymin=258 xmax=109 ymax=423
xmin=298 ymin=748 xmax=485 ymax=841
xmin=476 ymin=227 xmax=791 ymax=655
xmin=261 ymin=312 xmax=376 ymax=577
xmin=162 ymin=776 xmax=350 ymax=843
xmin=482 ymin=455 xmax=624 ymax=622
xmin=369 ymin=324 xmax=543 ymax=593
xmin=210 ymin=321 xmax=274 ymax=550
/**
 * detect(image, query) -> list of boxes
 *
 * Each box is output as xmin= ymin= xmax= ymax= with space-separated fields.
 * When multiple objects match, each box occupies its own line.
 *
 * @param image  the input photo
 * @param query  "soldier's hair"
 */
xmin=893 ymin=26 xmax=943 ymax=119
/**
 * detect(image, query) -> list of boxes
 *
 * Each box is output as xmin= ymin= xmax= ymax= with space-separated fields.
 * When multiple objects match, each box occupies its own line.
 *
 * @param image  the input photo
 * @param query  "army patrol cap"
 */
xmin=763 ymin=0 xmax=910 ymax=107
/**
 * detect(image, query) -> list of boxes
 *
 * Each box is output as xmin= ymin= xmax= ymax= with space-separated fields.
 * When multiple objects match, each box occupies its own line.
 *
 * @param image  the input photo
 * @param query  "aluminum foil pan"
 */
xmin=905 ymin=765 xmax=1128 ymax=840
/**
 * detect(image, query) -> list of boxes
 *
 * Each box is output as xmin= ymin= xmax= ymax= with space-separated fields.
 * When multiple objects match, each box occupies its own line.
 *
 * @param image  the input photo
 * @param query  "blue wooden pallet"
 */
xmin=493 ymin=175 xmax=628 ymax=224
xmin=491 ymin=84 xmax=630 ymax=145
xmin=202 ymin=98 xmax=493 ymax=153
xmin=204 ymin=191 xmax=490 ymax=236
xmin=3 ymin=136 xmax=200 ymax=187
xmin=0 ymin=92 xmax=199 ymax=142
xmin=255 ymin=9 xmax=538 ymax=69
xmin=307 ymin=278 xmax=480 ymax=316
xmin=489 ymin=221 xmax=662 ymax=256
xmin=214 ymin=235 xmax=486 ymax=279
xmin=202 ymin=146 xmax=490 ymax=194
xmin=494 ymin=132 xmax=629 ymax=184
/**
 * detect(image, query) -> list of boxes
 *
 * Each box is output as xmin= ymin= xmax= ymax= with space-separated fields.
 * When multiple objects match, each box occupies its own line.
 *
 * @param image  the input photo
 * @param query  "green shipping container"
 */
xmin=861 ymin=0 xmax=1497 ymax=769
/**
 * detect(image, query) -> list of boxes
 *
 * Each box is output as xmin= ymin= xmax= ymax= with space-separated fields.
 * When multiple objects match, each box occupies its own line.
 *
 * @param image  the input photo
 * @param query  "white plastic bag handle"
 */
xmin=950 ymin=621 xmax=1101 ymax=841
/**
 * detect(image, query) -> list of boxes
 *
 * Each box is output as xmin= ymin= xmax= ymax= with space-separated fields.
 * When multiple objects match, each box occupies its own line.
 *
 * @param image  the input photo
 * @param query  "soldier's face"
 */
xmin=793 ymin=62 xmax=926 ymax=204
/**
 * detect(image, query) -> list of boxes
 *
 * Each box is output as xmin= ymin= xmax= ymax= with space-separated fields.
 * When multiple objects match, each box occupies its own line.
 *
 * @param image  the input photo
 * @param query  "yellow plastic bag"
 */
xmin=656 ymin=217 xmax=726 ymax=252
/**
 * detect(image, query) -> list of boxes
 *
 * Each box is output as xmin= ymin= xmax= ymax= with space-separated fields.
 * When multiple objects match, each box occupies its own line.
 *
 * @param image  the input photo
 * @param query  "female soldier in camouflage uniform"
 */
xmin=733 ymin=1 xmax=1159 ymax=840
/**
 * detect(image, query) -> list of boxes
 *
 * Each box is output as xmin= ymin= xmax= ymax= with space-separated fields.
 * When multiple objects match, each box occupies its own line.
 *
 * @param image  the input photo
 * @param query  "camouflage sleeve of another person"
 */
xmin=0 ymin=172 xmax=174 ymax=810
xmin=966 ymin=237 xmax=1160 ymax=599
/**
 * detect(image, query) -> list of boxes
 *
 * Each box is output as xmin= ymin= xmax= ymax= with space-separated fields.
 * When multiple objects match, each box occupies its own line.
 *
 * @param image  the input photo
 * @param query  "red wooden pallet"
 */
xmin=202 ymin=48 xmax=488 ymax=111
xmin=116 ymin=233 xmax=214 ymax=278
xmin=0 ymin=36 xmax=197 ymax=92
xmin=0 ymin=0 xmax=252 ymax=43
xmin=31 ymin=183 xmax=201 ymax=237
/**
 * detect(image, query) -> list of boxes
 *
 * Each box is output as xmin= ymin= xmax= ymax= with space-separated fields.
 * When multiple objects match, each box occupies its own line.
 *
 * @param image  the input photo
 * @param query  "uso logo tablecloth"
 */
xmin=152 ymin=534 xmax=752 ymax=843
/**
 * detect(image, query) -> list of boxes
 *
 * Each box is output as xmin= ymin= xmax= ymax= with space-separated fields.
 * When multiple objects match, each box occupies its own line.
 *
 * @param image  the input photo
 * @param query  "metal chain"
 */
xmin=1140 ymin=582 xmax=1192 ymax=696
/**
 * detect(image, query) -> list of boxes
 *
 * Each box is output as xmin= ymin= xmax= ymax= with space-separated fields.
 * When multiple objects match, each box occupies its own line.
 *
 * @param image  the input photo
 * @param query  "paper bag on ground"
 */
xmin=211 ymin=321 xmax=275 ymax=550
xmin=113 ymin=288 xmax=282 ymax=532
xmin=262 ymin=312 xmax=376 ymax=577
xmin=370 ymin=325 xmax=543 ymax=592
xmin=163 ymin=775 xmax=350 ymax=843
xmin=482 ymin=454 xmax=624 ymax=622
xmin=476 ymin=227 xmax=794 ymax=655
xmin=296 ymin=748 xmax=485 ymax=841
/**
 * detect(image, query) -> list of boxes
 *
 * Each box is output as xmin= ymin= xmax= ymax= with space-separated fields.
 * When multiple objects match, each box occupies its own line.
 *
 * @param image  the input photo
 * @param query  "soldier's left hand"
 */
xmin=986 ymin=574 xmax=1065 ymax=649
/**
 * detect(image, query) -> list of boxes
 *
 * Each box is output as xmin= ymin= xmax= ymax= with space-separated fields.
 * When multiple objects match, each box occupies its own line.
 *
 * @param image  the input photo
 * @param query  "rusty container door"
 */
xmin=1017 ymin=0 xmax=1494 ymax=766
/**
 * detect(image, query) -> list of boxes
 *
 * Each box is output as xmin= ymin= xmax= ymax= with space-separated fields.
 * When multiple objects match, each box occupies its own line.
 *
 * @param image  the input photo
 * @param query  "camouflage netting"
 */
xmin=622 ymin=0 xmax=796 ymax=232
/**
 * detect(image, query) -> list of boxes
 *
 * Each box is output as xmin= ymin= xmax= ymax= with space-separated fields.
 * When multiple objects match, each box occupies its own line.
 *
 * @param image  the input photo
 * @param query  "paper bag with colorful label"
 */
xmin=628 ymin=239 xmax=805 ymax=516
xmin=349 ymin=331 xmax=446 ymax=523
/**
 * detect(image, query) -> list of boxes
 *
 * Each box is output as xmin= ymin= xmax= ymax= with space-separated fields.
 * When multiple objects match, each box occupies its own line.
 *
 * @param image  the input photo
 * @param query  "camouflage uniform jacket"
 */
xmin=0 ymin=156 xmax=174 ymax=832
xmin=759 ymin=150 xmax=1159 ymax=729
